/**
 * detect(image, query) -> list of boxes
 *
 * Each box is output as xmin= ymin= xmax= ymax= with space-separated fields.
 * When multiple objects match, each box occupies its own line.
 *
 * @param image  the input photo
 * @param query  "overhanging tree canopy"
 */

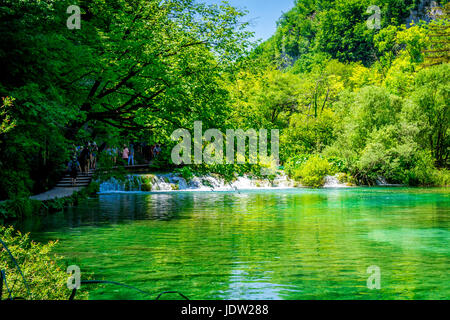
xmin=1 ymin=0 xmax=253 ymax=138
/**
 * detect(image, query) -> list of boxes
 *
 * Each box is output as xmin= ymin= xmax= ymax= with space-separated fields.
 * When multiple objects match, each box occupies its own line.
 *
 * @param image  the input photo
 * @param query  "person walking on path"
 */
xmin=78 ymin=144 xmax=90 ymax=174
xmin=112 ymin=146 xmax=118 ymax=165
xmin=154 ymin=144 xmax=161 ymax=158
xmin=91 ymin=141 xmax=98 ymax=170
xmin=68 ymin=156 xmax=81 ymax=186
xmin=128 ymin=144 xmax=135 ymax=166
xmin=122 ymin=145 xmax=129 ymax=166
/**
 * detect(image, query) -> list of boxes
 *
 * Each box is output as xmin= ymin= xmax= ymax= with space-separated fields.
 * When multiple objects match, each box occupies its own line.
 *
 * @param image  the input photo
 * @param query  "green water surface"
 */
xmin=22 ymin=188 xmax=450 ymax=300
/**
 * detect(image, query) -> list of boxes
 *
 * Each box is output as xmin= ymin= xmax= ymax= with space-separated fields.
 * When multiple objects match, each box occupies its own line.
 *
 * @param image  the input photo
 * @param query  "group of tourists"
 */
xmin=67 ymin=142 xmax=98 ymax=186
xmin=105 ymin=146 xmax=119 ymax=164
xmin=66 ymin=141 xmax=163 ymax=186
xmin=105 ymin=144 xmax=135 ymax=166
xmin=121 ymin=144 xmax=135 ymax=166
xmin=106 ymin=144 xmax=135 ymax=166
xmin=106 ymin=143 xmax=162 ymax=165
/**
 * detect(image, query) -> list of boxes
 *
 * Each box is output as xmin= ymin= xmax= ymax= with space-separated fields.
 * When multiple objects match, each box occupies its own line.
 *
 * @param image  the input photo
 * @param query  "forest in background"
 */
xmin=235 ymin=0 xmax=450 ymax=187
xmin=0 ymin=0 xmax=449 ymax=201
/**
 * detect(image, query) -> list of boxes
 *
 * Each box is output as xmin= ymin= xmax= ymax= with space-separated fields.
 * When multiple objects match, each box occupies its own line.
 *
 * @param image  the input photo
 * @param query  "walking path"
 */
xmin=30 ymin=187 xmax=84 ymax=201
xmin=30 ymin=170 xmax=94 ymax=201
xmin=29 ymin=163 xmax=152 ymax=201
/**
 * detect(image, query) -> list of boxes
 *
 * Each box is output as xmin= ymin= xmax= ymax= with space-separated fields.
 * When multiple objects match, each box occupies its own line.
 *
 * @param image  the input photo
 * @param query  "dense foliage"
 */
xmin=0 ymin=0 xmax=251 ymax=198
xmin=0 ymin=0 xmax=449 ymax=200
xmin=0 ymin=182 xmax=99 ymax=222
xmin=230 ymin=1 xmax=449 ymax=187
xmin=1 ymin=0 xmax=448 ymax=302
xmin=0 ymin=226 xmax=88 ymax=299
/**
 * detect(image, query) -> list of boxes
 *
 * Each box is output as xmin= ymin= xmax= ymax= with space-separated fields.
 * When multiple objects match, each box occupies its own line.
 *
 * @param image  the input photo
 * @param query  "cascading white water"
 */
xmin=376 ymin=176 xmax=389 ymax=186
xmin=99 ymin=176 xmax=143 ymax=192
xmin=375 ymin=176 xmax=404 ymax=187
xmin=98 ymin=173 xmax=296 ymax=193
xmin=323 ymin=175 xmax=349 ymax=188
xmin=99 ymin=177 xmax=125 ymax=192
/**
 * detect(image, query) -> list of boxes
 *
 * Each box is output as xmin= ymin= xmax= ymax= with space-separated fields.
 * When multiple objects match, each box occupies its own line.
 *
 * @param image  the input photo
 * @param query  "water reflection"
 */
xmin=17 ymin=188 xmax=450 ymax=300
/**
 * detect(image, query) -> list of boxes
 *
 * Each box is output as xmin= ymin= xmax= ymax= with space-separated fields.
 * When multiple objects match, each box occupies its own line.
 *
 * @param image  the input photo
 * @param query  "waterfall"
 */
xmin=375 ymin=176 xmax=389 ymax=186
xmin=99 ymin=176 xmax=143 ymax=192
xmin=323 ymin=175 xmax=349 ymax=188
xmin=375 ymin=176 xmax=404 ymax=187
xmin=99 ymin=177 xmax=125 ymax=192
xmin=98 ymin=173 xmax=295 ymax=193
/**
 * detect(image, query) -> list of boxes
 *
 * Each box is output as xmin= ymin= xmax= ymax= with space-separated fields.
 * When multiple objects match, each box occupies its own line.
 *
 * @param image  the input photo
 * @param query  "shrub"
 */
xmin=174 ymin=166 xmax=194 ymax=182
xmin=0 ymin=169 xmax=34 ymax=200
xmin=327 ymin=157 xmax=348 ymax=175
xmin=431 ymin=169 xmax=450 ymax=187
xmin=336 ymin=172 xmax=356 ymax=185
xmin=404 ymin=151 xmax=437 ymax=186
xmin=285 ymin=154 xmax=310 ymax=178
xmin=0 ymin=198 xmax=41 ymax=222
xmin=94 ymin=160 xmax=128 ymax=184
xmin=0 ymin=182 xmax=99 ymax=223
xmin=140 ymin=176 xmax=153 ymax=191
xmin=195 ymin=164 xmax=239 ymax=182
xmin=294 ymin=155 xmax=330 ymax=188
xmin=0 ymin=226 xmax=88 ymax=300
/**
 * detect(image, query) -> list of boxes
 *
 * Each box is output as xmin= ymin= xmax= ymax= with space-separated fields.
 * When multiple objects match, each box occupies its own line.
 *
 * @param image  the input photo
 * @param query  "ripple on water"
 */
xmin=19 ymin=187 xmax=450 ymax=300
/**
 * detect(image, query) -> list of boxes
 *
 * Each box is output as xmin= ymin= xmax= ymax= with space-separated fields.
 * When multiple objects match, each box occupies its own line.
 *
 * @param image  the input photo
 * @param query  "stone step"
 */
xmin=60 ymin=175 xmax=92 ymax=179
xmin=60 ymin=177 xmax=92 ymax=182
xmin=63 ymin=173 xmax=93 ymax=177
xmin=57 ymin=182 xmax=91 ymax=186
xmin=56 ymin=169 xmax=95 ymax=188
xmin=57 ymin=178 xmax=91 ymax=182
xmin=56 ymin=182 xmax=91 ymax=187
xmin=58 ymin=176 xmax=92 ymax=181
